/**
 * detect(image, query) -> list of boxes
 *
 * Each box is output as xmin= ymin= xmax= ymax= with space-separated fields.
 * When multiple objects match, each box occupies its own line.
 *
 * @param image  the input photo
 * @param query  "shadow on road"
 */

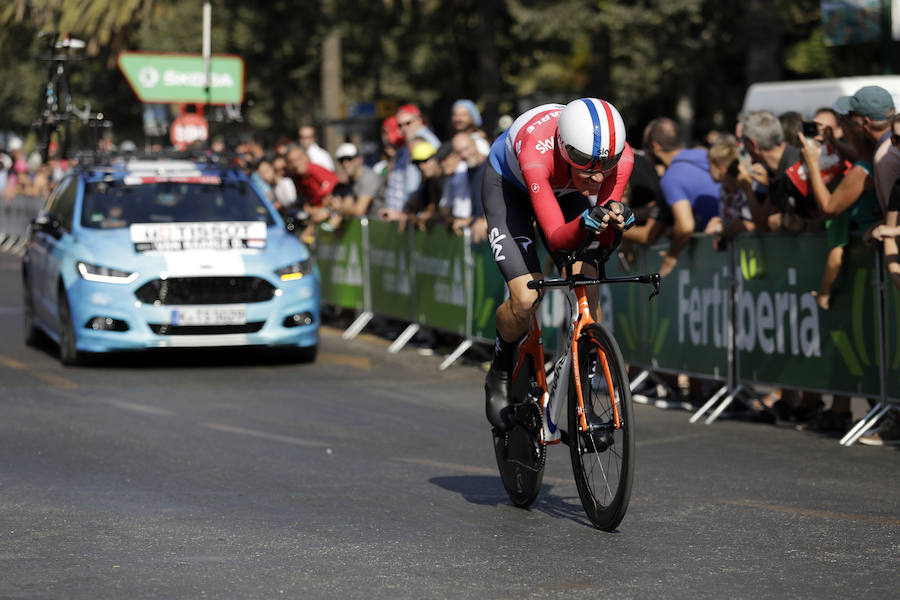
xmin=429 ymin=475 xmax=594 ymax=528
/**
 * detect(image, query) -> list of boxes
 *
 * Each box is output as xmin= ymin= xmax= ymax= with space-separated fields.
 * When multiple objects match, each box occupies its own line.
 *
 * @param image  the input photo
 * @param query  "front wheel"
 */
xmin=568 ymin=323 xmax=634 ymax=531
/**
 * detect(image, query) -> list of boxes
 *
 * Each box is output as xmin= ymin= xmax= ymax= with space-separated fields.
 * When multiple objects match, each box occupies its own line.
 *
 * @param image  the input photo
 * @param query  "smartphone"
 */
xmin=802 ymin=121 xmax=818 ymax=137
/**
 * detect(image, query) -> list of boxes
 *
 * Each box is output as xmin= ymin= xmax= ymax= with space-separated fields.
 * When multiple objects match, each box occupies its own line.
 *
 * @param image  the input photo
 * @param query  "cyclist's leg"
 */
xmin=556 ymin=192 xmax=601 ymax=320
xmin=483 ymin=164 xmax=543 ymax=430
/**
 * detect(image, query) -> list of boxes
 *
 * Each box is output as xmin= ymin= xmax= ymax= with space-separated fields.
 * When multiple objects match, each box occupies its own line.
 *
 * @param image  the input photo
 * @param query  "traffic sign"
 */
xmin=170 ymin=113 xmax=209 ymax=149
xmin=118 ymin=51 xmax=245 ymax=105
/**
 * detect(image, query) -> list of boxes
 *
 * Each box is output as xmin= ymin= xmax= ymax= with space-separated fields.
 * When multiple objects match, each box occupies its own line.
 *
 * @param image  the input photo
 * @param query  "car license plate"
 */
xmin=171 ymin=306 xmax=247 ymax=326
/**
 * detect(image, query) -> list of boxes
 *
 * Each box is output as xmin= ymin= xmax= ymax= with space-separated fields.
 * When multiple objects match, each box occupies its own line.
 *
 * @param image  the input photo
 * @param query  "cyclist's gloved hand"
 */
xmin=612 ymin=201 xmax=635 ymax=231
xmin=579 ymin=201 xmax=635 ymax=233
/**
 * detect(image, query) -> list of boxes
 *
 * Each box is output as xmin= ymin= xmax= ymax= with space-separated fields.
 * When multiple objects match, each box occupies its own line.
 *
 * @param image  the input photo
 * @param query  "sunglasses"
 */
xmin=398 ymin=119 xmax=416 ymax=127
xmin=338 ymin=156 xmax=355 ymax=162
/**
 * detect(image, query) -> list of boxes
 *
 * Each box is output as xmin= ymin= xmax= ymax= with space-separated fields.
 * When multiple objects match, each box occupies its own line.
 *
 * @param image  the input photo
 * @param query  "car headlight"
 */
xmin=275 ymin=258 xmax=314 ymax=281
xmin=76 ymin=261 xmax=139 ymax=284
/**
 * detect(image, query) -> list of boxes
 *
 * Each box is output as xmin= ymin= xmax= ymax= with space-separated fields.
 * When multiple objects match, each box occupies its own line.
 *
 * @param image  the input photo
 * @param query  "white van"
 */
xmin=741 ymin=75 xmax=900 ymax=118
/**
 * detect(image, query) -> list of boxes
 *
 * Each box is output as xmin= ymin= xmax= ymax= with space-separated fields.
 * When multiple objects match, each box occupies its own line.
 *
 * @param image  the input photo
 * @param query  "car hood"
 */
xmin=72 ymin=225 xmax=309 ymax=280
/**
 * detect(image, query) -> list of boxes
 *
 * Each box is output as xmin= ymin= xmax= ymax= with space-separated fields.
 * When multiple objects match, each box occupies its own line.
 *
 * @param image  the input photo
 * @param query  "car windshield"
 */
xmin=80 ymin=179 xmax=276 ymax=229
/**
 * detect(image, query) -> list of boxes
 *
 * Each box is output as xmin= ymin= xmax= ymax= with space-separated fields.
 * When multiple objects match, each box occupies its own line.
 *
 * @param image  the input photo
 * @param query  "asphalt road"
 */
xmin=0 ymin=250 xmax=897 ymax=599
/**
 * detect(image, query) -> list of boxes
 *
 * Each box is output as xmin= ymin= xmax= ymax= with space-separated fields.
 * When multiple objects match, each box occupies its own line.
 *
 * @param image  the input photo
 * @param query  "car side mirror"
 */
xmin=33 ymin=214 xmax=63 ymax=239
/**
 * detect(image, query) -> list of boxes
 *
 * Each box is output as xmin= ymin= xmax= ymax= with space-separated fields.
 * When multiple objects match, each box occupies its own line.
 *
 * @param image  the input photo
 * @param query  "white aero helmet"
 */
xmin=556 ymin=98 xmax=626 ymax=172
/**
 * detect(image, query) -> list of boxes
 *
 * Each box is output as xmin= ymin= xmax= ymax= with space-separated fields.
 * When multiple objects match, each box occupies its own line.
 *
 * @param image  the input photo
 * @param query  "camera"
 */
xmin=802 ymin=121 xmax=818 ymax=137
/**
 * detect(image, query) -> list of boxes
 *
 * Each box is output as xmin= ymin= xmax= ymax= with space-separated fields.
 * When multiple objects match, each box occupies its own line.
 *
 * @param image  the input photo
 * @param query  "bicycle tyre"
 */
xmin=492 ymin=353 xmax=545 ymax=508
xmin=568 ymin=322 xmax=634 ymax=530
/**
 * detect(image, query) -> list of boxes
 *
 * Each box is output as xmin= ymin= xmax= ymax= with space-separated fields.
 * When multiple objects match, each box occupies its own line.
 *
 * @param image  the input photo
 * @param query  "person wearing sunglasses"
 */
xmin=482 ymin=97 xmax=635 ymax=431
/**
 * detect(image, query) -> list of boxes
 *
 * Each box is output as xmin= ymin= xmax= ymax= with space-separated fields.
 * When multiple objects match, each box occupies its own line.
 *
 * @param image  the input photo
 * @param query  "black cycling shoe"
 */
xmin=485 ymin=367 xmax=513 ymax=431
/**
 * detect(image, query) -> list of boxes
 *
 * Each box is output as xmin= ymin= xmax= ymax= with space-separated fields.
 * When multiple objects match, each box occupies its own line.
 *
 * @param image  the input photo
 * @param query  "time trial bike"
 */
xmin=492 ymin=220 xmax=660 ymax=531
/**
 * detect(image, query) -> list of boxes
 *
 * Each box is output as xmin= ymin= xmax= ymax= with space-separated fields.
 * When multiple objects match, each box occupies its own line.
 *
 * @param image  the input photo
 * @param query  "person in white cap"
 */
xmin=332 ymin=142 xmax=384 ymax=220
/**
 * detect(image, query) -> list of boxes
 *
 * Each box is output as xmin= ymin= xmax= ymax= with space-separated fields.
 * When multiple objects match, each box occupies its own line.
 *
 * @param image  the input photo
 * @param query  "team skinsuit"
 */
xmin=482 ymin=98 xmax=635 ymax=430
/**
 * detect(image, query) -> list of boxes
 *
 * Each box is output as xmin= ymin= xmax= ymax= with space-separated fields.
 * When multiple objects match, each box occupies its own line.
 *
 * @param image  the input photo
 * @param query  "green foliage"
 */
xmin=0 ymin=0 xmax=897 ymax=148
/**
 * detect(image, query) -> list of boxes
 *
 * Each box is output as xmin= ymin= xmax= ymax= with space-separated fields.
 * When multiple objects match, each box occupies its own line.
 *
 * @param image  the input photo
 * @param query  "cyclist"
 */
xmin=483 ymin=97 xmax=635 ymax=431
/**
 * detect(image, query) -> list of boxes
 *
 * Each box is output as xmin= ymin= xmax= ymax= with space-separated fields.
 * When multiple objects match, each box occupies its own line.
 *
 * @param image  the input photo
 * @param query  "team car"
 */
xmin=22 ymin=157 xmax=320 ymax=365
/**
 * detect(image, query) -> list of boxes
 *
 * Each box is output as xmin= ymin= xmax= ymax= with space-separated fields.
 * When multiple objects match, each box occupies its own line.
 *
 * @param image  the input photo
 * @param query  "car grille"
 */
xmin=149 ymin=323 xmax=265 ymax=335
xmin=135 ymin=277 xmax=276 ymax=305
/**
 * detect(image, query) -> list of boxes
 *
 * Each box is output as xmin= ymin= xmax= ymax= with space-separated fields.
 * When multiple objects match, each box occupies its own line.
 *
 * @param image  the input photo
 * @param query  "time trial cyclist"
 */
xmin=483 ymin=97 xmax=635 ymax=431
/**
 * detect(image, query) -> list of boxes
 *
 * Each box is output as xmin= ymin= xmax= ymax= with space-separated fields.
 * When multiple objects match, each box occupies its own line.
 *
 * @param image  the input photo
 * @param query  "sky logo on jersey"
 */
xmin=535 ymin=137 xmax=554 ymax=154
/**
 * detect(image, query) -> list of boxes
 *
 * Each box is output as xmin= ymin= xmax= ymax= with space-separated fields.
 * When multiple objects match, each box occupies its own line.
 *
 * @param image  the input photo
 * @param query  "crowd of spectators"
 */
xmin=3 ymin=87 xmax=899 ymax=445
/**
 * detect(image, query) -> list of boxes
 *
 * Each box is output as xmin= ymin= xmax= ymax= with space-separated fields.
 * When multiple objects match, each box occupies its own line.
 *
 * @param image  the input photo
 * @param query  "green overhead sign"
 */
xmin=117 ymin=52 xmax=245 ymax=104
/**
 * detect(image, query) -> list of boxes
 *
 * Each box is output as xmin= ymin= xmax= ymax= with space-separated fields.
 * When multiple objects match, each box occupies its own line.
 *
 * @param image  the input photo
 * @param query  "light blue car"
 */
xmin=22 ymin=158 xmax=320 ymax=365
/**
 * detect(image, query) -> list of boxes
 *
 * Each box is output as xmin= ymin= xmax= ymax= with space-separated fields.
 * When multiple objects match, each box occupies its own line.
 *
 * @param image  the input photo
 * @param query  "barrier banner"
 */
xmin=367 ymin=220 xmax=414 ymax=321
xmin=735 ymin=234 xmax=880 ymax=397
xmin=315 ymin=220 xmax=366 ymax=311
xmin=413 ymin=228 xmax=468 ymax=335
xmin=600 ymin=245 xmax=653 ymax=366
xmin=626 ymin=238 xmax=731 ymax=379
xmin=470 ymin=242 xmax=506 ymax=342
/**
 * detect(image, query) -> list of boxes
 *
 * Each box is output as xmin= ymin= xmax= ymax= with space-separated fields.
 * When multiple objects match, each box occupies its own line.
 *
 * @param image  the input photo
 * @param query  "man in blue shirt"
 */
xmin=643 ymin=118 xmax=721 ymax=276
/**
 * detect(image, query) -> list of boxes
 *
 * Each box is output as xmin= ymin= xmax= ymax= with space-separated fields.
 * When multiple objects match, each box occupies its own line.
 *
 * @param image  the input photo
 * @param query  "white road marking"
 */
xmin=201 ymin=422 xmax=327 ymax=448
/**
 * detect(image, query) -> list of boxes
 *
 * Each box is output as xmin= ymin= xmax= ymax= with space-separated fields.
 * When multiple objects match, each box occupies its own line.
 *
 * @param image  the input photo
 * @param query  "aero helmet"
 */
xmin=556 ymin=98 xmax=626 ymax=172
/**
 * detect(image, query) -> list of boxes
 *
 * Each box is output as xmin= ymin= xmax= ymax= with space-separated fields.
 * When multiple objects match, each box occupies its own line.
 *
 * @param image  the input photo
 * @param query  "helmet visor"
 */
xmin=564 ymin=143 xmax=620 ymax=173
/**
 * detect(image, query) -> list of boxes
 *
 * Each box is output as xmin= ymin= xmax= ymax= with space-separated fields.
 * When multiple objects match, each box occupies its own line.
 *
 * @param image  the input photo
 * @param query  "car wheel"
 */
xmin=23 ymin=281 xmax=41 ymax=347
xmin=57 ymin=289 xmax=83 ymax=366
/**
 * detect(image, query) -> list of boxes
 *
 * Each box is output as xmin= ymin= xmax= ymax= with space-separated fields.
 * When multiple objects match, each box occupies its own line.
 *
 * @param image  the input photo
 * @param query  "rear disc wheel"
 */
xmin=493 ymin=354 xmax=545 ymax=508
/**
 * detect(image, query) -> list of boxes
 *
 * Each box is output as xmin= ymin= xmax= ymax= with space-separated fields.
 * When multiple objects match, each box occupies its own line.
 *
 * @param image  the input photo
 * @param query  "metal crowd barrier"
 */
xmin=0 ymin=194 xmax=41 ymax=254
xmin=314 ymin=219 xmax=899 ymax=446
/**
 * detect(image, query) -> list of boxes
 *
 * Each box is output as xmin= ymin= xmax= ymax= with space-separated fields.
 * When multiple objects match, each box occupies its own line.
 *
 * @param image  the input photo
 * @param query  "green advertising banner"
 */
xmin=602 ymin=245 xmax=653 ymax=366
xmin=413 ymin=228 xmax=468 ymax=334
xmin=633 ymin=237 xmax=730 ymax=379
xmin=118 ymin=52 xmax=245 ymax=104
xmin=470 ymin=242 xmax=506 ymax=342
xmin=735 ymin=234 xmax=881 ymax=397
xmin=316 ymin=220 xmax=366 ymax=312
xmin=367 ymin=220 xmax=414 ymax=321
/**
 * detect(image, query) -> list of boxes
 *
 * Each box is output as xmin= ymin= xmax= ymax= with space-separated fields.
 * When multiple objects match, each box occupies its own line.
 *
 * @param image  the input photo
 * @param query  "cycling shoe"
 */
xmin=485 ymin=367 xmax=513 ymax=431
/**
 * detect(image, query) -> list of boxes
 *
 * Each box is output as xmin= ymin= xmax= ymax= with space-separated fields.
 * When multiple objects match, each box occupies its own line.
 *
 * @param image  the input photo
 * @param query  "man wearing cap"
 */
xmin=333 ymin=142 xmax=384 ymax=219
xmin=382 ymin=104 xmax=441 ymax=220
xmin=405 ymin=140 xmax=444 ymax=229
xmin=833 ymin=85 xmax=900 ymax=445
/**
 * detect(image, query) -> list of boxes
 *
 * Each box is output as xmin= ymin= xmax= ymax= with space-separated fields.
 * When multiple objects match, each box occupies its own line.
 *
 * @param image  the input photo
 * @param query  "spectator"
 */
xmin=798 ymin=114 xmax=878 ymax=311
xmin=741 ymin=110 xmax=821 ymax=233
xmin=287 ymin=144 xmax=338 ymax=213
xmin=382 ymin=105 xmax=438 ymax=222
xmin=406 ymin=140 xmax=443 ymax=230
xmin=621 ymin=150 xmax=673 ymax=246
xmin=642 ymin=117 xmax=720 ymax=277
xmin=812 ymin=107 xmax=843 ymax=143
xmin=451 ymin=131 xmax=488 ymax=242
xmin=436 ymin=142 xmax=469 ymax=229
xmin=450 ymin=99 xmax=490 ymax=156
xmin=396 ymin=104 xmax=441 ymax=148
xmin=298 ymin=124 xmax=336 ymax=172
xmin=251 ymin=159 xmax=276 ymax=202
xmin=271 ymin=155 xmax=297 ymax=214
xmin=332 ymin=142 xmax=385 ymax=220
xmin=779 ymin=110 xmax=805 ymax=147
xmin=704 ymin=134 xmax=756 ymax=250
xmin=373 ymin=115 xmax=404 ymax=181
